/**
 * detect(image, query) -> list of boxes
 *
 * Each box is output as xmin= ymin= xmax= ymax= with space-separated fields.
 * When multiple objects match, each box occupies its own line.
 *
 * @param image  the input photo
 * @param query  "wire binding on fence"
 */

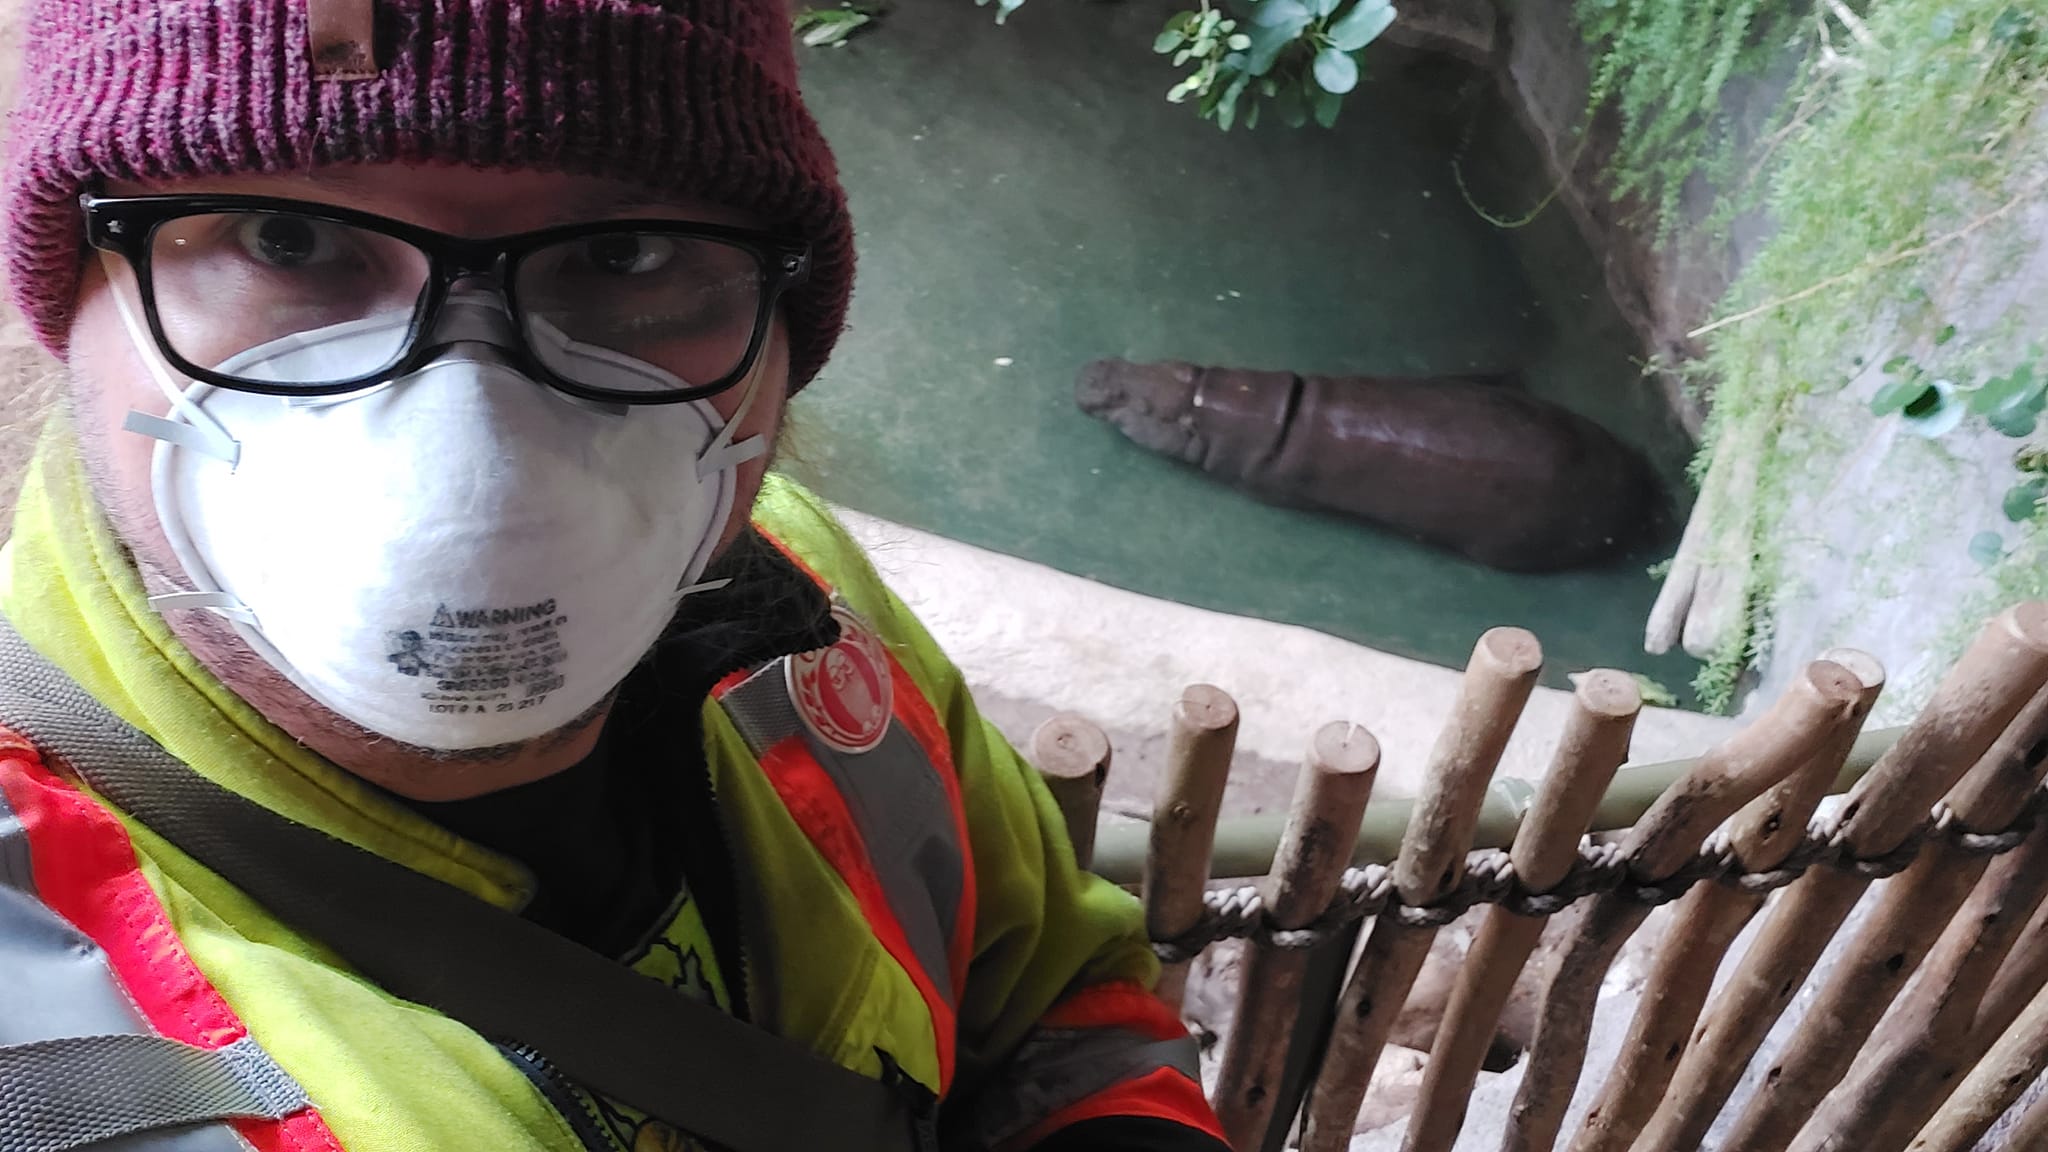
xmin=1151 ymin=784 xmax=2048 ymax=964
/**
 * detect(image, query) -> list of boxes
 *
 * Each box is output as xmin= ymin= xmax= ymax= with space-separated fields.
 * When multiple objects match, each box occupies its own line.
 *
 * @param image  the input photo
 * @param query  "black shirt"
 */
xmin=396 ymin=530 xmax=1226 ymax=1152
xmin=398 ymin=530 xmax=836 ymax=983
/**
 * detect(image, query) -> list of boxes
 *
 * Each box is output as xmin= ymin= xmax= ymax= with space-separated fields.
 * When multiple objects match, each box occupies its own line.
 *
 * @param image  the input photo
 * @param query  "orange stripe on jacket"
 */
xmin=1003 ymin=1066 xmax=1225 ymax=1152
xmin=0 ymin=732 xmax=345 ymax=1152
xmin=876 ymin=645 xmax=978 ymax=1005
xmin=753 ymin=735 xmax=961 ymax=1087
xmin=749 ymin=526 xmax=980 ymax=1067
xmin=1003 ymin=982 xmax=1227 ymax=1150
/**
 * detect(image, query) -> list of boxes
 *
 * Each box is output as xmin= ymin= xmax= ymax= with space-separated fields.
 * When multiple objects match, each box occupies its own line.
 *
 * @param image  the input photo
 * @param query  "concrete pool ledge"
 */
xmin=834 ymin=506 xmax=1736 ymax=823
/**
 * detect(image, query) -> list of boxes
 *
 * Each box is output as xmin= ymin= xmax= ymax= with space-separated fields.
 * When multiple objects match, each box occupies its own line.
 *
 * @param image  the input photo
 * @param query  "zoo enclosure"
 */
xmin=1029 ymin=604 xmax=2048 ymax=1152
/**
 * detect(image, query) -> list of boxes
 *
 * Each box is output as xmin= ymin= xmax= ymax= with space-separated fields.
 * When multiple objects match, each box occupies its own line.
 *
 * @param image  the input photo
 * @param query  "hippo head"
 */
xmin=1074 ymin=359 xmax=1205 ymax=464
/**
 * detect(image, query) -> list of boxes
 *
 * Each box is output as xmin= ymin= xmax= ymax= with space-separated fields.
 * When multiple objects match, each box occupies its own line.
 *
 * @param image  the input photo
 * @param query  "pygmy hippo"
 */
xmin=1075 ymin=359 xmax=1665 ymax=573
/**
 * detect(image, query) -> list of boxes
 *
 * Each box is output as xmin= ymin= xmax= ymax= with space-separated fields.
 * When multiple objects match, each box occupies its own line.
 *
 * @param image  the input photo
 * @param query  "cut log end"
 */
xmin=1311 ymin=721 xmax=1382 ymax=777
xmin=1478 ymin=626 xmax=1545 ymax=678
xmin=1797 ymin=659 xmax=1866 ymax=715
xmin=1817 ymin=647 xmax=1887 ymax=698
xmin=2007 ymin=601 xmax=2048 ymax=653
xmin=1574 ymin=669 xmax=1644 ymax=719
xmin=1177 ymin=683 xmax=1240 ymax=733
xmin=1032 ymin=713 xmax=1112 ymax=782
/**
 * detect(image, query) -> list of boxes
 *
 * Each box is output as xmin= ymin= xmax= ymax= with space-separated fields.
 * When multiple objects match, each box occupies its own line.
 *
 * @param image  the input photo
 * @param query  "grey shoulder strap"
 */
xmin=0 ymin=1034 xmax=306 ymax=1152
xmin=0 ymin=772 xmax=307 ymax=1152
xmin=0 ymin=615 xmax=931 ymax=1152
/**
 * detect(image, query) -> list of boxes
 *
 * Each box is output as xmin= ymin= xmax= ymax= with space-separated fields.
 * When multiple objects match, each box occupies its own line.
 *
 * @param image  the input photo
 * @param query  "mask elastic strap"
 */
xmin=147 ymin=589 xmax=260 ymax=627
xmin=674 ymin=352 xmax=776 ymax=597
xmin=695 ymin=351 xmax=772 ymax=481
xmin=102 ymin=253 xmax=240 ymax=466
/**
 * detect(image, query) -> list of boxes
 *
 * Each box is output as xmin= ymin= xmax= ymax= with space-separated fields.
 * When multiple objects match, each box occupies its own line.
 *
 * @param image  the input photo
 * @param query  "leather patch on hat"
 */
xmin=308 ymin=0 xmax=378 ymax=80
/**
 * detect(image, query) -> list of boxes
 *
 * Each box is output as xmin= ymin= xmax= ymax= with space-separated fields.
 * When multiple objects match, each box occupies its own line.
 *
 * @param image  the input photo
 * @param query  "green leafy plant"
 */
xmin=1629 ymin=673 xmax=1680 ymax=707
xmin=1155 ymin=0 xmax=1396 ymax=131
xmin=1868 ymin=347 xmax=2045 ymax=441
xmin=1156 ymin=3 xmax=1255 ymax=122
xmin=1986 ymin=450 xmax=2048 ymax=563
xmin=1974 ymin=360 xmax=2048 ymax=437
xmin=1970 ymin=529 xmax=2008 ymax=567
xmin=2003 ymin=474 xmax=2047 ymax=522
xmin=1862 ymin=345 xmax=2046 ymax=563
xmin=1568 ymin=670 xmax=1680 ymax=707
xmin=952 ymin=0 xmax=1393 ymax=125
xmin=793 ymin=2 xmax=882 ymax=46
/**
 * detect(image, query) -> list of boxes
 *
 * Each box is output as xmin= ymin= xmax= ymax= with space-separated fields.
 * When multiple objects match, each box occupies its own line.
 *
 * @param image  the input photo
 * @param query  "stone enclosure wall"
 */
xmin=1418 ymin=0 xmax=2048 ymax=721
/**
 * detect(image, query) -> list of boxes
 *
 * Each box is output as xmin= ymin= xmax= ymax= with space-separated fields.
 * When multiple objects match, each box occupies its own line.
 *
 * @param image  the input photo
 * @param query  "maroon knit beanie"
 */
xmin=0 ymin=0 xmax=855 ymax=390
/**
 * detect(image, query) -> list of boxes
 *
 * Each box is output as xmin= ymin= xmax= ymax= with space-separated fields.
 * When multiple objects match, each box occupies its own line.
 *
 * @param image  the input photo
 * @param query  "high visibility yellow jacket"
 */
xmin=0 ymin=423 xmax=1224 ymax=1152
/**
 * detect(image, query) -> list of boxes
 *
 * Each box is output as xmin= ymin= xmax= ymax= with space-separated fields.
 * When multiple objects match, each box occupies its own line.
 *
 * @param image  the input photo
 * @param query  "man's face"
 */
xmin=65 ymin=164 xmax=793 ymax=799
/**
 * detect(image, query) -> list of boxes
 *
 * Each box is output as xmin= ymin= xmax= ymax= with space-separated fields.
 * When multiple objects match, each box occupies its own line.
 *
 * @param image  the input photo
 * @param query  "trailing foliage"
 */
xmin=1651 ymin=0 xmax=2048 ymax=709
xmin=1574 ymin=0 xmax=1801 ymax=238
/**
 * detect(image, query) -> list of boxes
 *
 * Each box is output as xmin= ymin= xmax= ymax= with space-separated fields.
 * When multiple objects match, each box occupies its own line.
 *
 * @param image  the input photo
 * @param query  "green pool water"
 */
xmin=783 ymin=0 xmax=1704 ymax=703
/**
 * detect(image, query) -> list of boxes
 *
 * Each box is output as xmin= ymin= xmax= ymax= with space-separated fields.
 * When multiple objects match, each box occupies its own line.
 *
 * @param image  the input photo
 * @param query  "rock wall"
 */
xmin=1415 ymin=0 xmax=1780 ymax=440
xmin=1747 ymin=189 xmax=2048 ymax=718
xmin=1461 ymin=0 xmax=2048 ymax=719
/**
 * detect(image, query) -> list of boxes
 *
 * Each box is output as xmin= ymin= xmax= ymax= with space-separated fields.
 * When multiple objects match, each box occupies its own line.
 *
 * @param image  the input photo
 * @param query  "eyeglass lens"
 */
xmin=146 ymin=210 xmax=769 ymax=395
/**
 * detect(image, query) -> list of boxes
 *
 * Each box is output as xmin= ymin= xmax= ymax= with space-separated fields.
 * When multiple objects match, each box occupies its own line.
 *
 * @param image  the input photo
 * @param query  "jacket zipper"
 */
xmin=500 ymin=1042 xmax=626 ymax=1152
xmin=878 ymin=1050 xmax=943 ymax=1152
xmin=698 ymin=759 xmax=754 ymax=1022
xmin=707 ymin=626 xmax=939 ymax=1149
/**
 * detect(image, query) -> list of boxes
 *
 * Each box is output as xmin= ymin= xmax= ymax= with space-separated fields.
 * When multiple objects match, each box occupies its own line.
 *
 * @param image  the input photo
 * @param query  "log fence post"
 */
xmin=1033 ymin=712 xmax=1113 ymax=871
xmin=1145 ymin=684 xmax=1240 ymax=1011
xmin=1640 ymin=606 xmax=2048 ymax=1152
xmin=1400 ymin=670 xmax=1641 ymax=1152
xmin=1297 ymin=628 xmax=1544 ymax=1152
xmin=1502 ymin=659 xmax=1863 ymax=1152
xmin=1213 ymin=722 xmax=1381 ymax=1150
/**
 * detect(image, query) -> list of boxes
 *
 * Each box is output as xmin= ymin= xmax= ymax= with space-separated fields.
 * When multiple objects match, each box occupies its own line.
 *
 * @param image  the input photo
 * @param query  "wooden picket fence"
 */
xmin=1030 ymin=603 xmax=2048 ymax=1152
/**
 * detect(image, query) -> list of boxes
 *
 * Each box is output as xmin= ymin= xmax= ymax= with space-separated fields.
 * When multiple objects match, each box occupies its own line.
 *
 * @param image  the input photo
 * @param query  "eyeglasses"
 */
xmin=82 ymin=193 xmax=812 ymax=405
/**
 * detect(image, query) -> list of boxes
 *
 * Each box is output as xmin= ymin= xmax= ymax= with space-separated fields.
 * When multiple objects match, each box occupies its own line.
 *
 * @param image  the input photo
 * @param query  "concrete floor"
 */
xmin=785 ymin=0 xmax=1705 ymax=701
xmin=843 ymin=507 xmax=1732 ymax=824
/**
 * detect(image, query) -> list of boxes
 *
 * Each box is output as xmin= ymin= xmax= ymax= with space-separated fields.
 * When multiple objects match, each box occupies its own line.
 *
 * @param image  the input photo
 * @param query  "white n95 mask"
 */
xmin=113 ymin=287 xmax=767 ymax=751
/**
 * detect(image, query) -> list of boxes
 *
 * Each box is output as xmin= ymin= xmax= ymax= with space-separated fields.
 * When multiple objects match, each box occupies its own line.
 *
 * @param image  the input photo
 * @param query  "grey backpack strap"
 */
xmin=0 ymin=615 xmax=932 ymax=1152
xmin=0 ymin=774 xmax=299 ymax=1152
xmin=0 ymin=1034 xmax=306 ymax=1152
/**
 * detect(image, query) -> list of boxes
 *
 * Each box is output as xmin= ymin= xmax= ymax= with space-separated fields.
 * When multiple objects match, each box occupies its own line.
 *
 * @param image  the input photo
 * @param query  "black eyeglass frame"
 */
xmin=81 ymin=193 xmax=814 ymax=405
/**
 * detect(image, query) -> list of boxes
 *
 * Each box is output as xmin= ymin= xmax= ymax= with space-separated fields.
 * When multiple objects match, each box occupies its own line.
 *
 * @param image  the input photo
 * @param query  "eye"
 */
xmin=235 ymin=215 xmax=346 ymax=268
xmin=582 ymin=234 xmax=677 ymax=275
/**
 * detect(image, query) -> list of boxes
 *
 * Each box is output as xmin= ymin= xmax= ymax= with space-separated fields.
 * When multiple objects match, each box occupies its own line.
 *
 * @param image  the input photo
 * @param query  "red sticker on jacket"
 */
xmin=788 ymin=607 xmax=894 ymax=754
